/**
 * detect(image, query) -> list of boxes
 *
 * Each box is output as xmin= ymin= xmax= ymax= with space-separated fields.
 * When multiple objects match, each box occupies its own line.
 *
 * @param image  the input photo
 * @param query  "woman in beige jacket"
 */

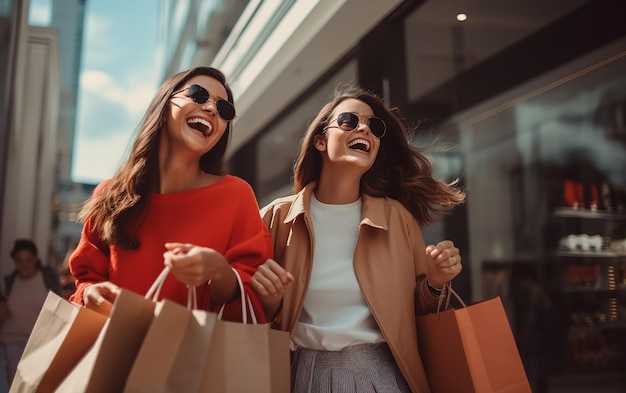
xmin=252 ymin=85 xmax=465 ymax=393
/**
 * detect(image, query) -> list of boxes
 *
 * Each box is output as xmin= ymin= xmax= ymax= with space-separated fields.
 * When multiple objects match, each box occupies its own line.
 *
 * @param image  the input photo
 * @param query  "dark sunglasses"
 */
xmin=171 ymin=84 xmax=236 ymax=121
xmin=324 ymin=112 xmax=386 ymax=138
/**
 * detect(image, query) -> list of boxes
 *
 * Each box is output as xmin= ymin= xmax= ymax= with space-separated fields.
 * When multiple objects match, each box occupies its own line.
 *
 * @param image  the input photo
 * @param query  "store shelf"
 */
xmin=546 ymin=205 xmax=626 ymax=383
xmin=553 ymin=207 xmax=626 ymax=220
xmin=555 ymin=250 xmax=626 ymax=259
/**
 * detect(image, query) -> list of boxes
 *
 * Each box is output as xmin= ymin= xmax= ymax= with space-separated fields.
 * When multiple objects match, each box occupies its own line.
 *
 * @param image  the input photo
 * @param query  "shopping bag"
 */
xmin=197 ymin=268 xmax=290 ymax=393
xmin=8 ymin=292 xmax=107 ymax=393
xmin=54 ymin=268 xmax=170 ymax=393
xmin=123 ymin=299 xmax=218 ymax=393
xmin=416 ymin=285 xmax=531 ymax=393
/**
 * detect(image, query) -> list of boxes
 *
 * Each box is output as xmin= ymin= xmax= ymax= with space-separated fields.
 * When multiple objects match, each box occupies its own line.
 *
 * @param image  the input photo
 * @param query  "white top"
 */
xmin=1 ymin=271 xmax=49 ymax=343
xmin=292 ymin=194 xmax=385 ymax=350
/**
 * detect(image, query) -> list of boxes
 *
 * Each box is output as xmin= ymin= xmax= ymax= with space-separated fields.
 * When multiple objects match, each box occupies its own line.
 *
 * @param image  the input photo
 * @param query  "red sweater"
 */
xmin=69 ymin=175 xmax=272 ymax=322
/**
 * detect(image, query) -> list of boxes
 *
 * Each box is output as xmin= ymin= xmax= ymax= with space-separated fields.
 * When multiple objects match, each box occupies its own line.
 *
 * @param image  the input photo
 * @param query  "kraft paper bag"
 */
xmin=123 ymin=299 xmax=218 ymax=393
xmin=197 ymin=269 xmax=290 ymax=393
xmin=55 ymin=289 xmax=156 ymax=393
xmin=416 ymin=286 xmax=531 ymax=393
xmin=198 ymin=319 xmax=290 ymax=393
xmin=8 ymin=292 xmax=107 ymax=393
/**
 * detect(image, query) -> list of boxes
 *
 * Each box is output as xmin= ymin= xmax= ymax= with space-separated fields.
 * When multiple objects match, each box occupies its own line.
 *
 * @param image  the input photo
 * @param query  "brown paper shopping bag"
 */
xmin=8 ymin=292 xmax=107 ymax=393
xmin=123 ymin=299 xmax=218 ymax=393
xmin=200 ymin=320 xmax=290 ymax=393
xmin=55 ymin=289 xmax=157 ymax=393
xmin=416 ymin=285 xmax=531 ymax=393
xmin=198 ymin=268 xmax=290 ymax=393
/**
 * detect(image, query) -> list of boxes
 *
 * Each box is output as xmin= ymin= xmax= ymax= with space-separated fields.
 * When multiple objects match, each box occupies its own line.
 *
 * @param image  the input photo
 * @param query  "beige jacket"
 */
xmin=261 ymin=182 xmax=440 ymax=393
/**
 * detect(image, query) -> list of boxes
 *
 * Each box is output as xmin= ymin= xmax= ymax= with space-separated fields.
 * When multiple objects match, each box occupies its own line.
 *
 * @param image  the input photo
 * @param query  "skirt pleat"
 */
xmin=291 ymin=343 xmax=411 ymax=393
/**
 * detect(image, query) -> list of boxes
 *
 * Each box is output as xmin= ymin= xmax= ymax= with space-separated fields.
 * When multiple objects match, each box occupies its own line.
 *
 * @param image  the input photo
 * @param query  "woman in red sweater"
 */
xmin=69 ymin=66 xmax=272 ymax=322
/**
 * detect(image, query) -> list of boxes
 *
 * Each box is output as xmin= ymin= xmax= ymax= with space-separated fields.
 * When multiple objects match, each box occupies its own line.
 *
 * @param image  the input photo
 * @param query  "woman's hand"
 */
xmin=251 ymin=259 xmax=294 ymax=319
xmin=83 ymin=281 xmax=121 ymax=315
xmin=425 ymin=240 xmax=462 ymax=289
xmin=163 ymin=243 xmax=229 ymax=286
xmin=163 ymin=242 xmax=236 ymax=304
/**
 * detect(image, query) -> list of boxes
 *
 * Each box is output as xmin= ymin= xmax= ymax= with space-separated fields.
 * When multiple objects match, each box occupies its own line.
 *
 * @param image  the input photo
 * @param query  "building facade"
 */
xmin=162 ymin=0 xmax=626 ymax=391
xmin=0 ymin=0 xmax=87 ymax=280
xmin=0 ymin=0 xmax=61 ymax=280
xmin=45 ymin=0 xmax=88 ymax=266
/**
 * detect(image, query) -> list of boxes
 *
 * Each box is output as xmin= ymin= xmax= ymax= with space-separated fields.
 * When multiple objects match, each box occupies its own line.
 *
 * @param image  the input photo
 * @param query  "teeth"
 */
xmin=188 ymin=117 xmax=211 ymax=127
xmin=347 ymin=138 xmax=370 ymax=151
xmin=187 ymin=117 xmax=213 ymax=135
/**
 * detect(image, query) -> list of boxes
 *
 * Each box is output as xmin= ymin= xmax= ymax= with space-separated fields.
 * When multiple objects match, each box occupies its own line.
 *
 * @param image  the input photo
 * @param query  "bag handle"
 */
xmin=436 ymin=282 xmax=467 ymax=318
xmin=145 ymin=266 xmax=197 ymax=310
xmin=216 ymin=267 xmax=258 ymax=324
xmin=145 ymin=266 xmax=171 ymax=301
xmin=187 ymin=285 xmax=197 ymax=310
xmin=147 ymin=266 xmax=257 ymax=320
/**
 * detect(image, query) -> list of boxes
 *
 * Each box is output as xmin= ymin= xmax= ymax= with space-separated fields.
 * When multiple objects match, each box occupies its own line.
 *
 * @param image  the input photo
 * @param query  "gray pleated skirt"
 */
xmin=291 ymin=343 xmax=412 ymax=393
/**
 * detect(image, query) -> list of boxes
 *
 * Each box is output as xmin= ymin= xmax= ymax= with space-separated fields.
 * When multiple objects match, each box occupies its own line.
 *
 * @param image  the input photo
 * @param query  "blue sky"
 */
xmin=30 ymin=0 xmax=162 ymax=184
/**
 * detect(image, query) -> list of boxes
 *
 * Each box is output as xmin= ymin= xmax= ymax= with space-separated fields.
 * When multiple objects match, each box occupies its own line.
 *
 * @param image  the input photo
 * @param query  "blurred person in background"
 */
xmin=252 ymin=85 xmax=465 ymax=392
xmin=0 ymin=239 xmax=61 ymax=385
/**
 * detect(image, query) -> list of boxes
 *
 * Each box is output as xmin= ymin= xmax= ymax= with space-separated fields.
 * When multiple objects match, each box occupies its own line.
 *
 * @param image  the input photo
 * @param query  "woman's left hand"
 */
xmin=425 ymin=240 xmax=462 ymax=289
xmin=163 ymin=242 xmax=230 ymax=287
xmin=163 ymin=242 xmax=237 ymax=304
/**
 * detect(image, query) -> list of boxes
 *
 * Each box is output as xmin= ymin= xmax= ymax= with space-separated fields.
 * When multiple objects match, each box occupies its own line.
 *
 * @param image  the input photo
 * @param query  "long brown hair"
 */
xmin=293 ymin=85 xmax=465 ymax=224
xmin=78 ymin=66 xmax=235 ymax=248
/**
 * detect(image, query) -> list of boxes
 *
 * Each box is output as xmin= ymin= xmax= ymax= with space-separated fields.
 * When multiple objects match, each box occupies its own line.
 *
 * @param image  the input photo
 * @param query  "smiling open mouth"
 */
xmin=348 ymin=138 xmax=370 ymax=152
xmin=187 ymin=117 xmax=212 ymax=136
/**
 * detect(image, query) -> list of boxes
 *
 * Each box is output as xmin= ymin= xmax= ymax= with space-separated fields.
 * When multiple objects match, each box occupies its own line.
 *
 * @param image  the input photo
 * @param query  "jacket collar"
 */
xmin=284 ymin=182 xmax=388 ymax=231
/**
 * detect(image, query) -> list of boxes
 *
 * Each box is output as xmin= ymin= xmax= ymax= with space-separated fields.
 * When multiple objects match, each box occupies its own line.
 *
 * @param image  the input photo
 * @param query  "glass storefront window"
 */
xmin=437 ymin=38 xmax=626 ymax=391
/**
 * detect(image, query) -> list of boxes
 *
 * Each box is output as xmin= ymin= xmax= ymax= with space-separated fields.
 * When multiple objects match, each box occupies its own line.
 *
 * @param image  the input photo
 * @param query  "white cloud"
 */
xmin=73 ymin=69 xmax=158 ymax=182
xmin=123 ymin=77 xmax=160 ymax=116
xmin=81 ymin=70 xmax=121 ymax=98
xmin=72 ymin=0 xmax=160 ymax=184
xmin=80 ymin=70 xmax=155 ymax=116
xmin=72 ymin=129 xmax=133 ymax=184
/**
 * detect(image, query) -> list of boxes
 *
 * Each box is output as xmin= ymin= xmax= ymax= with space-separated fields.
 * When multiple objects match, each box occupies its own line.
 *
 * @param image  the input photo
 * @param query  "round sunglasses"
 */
xmin=324 ymin=112 xmax=386 ymax=138
xmin=171 ymin=84 xmax=236 ymax=121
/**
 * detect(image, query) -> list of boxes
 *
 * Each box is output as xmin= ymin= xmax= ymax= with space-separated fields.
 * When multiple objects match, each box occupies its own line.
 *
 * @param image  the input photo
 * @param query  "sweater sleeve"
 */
xmin=68 ymin=182 xmax=111 ymax=305
xmin=206 ymin=181 xmax=273 ymax=323
xmin=68 ymin=217 xmax=111 ymax=305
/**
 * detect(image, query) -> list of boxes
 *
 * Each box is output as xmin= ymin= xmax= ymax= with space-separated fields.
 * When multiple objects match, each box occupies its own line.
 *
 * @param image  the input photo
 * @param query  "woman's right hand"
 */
xmin=83 ymin=281 xmax=121 ymax=315
xmin=251 ymin=259 xmax=294 ymax=319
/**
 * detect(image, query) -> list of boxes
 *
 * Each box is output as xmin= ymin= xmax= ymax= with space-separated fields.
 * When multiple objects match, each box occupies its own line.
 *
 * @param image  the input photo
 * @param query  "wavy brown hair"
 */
xmin=78 ymin=66 xmax=235 ymax=248
xmin=293 ymin=85 xmax=465 ymax=224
